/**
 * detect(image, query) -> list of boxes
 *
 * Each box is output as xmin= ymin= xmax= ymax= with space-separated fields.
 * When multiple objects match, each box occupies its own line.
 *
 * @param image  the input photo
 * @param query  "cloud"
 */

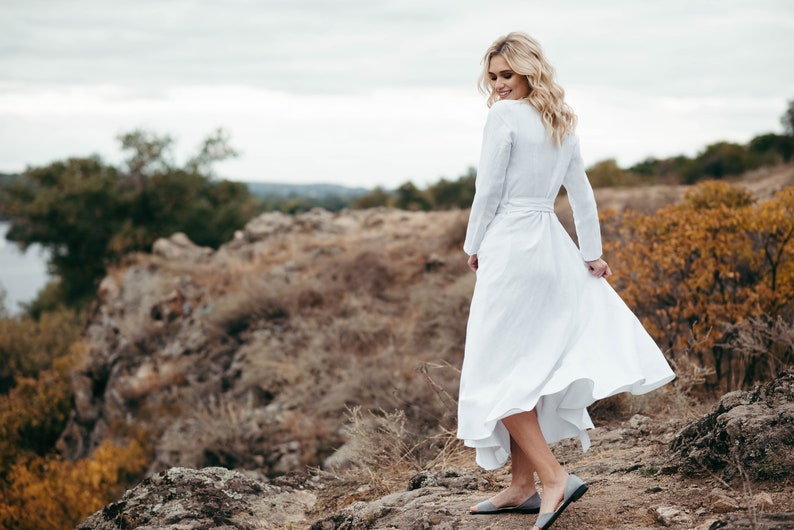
xmin=0 ymin=0 xmax=792 ymax=187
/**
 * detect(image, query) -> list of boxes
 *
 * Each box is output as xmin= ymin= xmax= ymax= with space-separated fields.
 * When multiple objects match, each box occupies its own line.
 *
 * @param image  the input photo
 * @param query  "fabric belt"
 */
xmin=497 ymin=198 xmax=555 ymax=214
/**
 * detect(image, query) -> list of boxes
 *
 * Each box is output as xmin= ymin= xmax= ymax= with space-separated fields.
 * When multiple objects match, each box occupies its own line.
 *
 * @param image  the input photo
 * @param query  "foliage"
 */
xmin=604 ymin=181 xmax=794 ymax=392
xmin=688 ymin=142 xmax=755 ymax=181
xmin=587 ymin=158 xmax=636 ymax=188
xmin=352 ymin=170 xmax=476 ymax=211
xmin=0 ymin=438 xmax=149 ymax=530
xmin=425 ymin=168 xmax=476 ymax=209
xmin=353 ymin=186 xmax=392 ymax=209
xmin=2 ymin=130 xmax=260 ymax=305
xmin=0 ymin=302 xmax=150 ymax=530
xmin=393 ymin=181 xmax=432 ymax=211
xmin=0 ymin=306 xmax=84 ymax=480
xmin=0 ymin=307 xmax=82 ymax=394
xmin=748 ymin=133 xmax=794 ymax=164
xmin=0 ymin=370 xmax=72 ymax=480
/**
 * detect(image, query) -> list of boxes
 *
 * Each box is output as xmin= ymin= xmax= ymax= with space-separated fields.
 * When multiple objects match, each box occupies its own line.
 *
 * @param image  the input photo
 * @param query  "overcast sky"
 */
xmin=1 ymin=0 xmax=792 ymax=188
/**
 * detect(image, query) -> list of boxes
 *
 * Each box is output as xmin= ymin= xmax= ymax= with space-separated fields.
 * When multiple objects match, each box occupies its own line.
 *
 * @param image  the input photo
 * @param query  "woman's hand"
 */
xmin=467 ymin=254 xmax=479 ymax=272
xmin=586 ymin=258 xmax=612 ymax=278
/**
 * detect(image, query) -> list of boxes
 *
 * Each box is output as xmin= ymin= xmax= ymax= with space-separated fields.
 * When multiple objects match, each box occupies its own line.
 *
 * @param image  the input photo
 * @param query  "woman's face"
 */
xmin=488 ymin=54 xmax=530 ymax=101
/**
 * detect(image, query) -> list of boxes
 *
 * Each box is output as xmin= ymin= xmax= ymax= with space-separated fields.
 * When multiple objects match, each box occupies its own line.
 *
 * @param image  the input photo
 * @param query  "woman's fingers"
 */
xmin=587 ymin=258 xmax=611 ymax=278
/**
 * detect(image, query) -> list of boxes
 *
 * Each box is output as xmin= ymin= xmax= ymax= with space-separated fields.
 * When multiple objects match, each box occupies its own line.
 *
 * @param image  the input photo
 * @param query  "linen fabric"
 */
xmin=458 ymin=99 xmax=675 ymax=470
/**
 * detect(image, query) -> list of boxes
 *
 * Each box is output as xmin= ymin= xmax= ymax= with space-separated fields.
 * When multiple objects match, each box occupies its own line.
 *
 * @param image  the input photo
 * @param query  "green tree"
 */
xmin=426 ymin=168 xmax=476 ymax=209
xmin=393 ymin=181 xmax=431 ymax=211
xmin=353 ymin=187 xmax=393 ymax=209
xmin=686 ymin=142 xmax=750 ymax=183
xmin=3 ymin=130 xmax=259 ymax=306
xmin=748 ymin=133 xmax=794 ymax=163
xmin=4 ymin=157 xmax=122 ymax=303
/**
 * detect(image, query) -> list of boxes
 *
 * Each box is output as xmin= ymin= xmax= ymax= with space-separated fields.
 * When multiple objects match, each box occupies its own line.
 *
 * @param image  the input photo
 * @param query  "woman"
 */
xmin=458 ymin=32 xmax=675 ymax=530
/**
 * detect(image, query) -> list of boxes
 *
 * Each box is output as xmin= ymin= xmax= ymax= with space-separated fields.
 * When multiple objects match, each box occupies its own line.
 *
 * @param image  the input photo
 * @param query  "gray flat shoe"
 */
xmin=471 ymin=492 xmax=541 ymax=514
xmin=534 ymin=474 xmax=588 ymax=530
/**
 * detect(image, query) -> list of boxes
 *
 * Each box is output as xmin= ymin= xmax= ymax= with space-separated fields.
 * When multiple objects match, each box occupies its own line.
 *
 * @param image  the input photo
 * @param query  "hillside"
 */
xmin=57 ymin=171 xmax=794 ymax=528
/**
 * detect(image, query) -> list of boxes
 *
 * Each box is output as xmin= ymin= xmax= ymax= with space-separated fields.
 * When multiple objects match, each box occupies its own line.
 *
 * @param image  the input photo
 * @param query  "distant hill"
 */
xmin=243 ymin=181 xmax=370 ymax=199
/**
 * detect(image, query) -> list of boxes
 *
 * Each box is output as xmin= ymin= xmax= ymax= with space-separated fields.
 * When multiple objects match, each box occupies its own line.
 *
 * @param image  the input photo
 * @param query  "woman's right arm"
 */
xmin=463 ymin=104 xmax=513 ymax=256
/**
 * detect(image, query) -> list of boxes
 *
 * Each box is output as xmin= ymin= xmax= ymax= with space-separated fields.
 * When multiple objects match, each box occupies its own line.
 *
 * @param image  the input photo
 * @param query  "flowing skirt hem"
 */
xmin=459 ymin=371 xmax=676 ymax=470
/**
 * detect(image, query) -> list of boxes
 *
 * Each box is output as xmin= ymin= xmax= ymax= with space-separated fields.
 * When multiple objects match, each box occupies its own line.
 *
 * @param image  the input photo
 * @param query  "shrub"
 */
xmin=0 ymin=307 xmax=83 ymax=394
xmin=0 ymin=371 xmax=72 ymax=479
xmin=604 ymin=181 xmax=794 ymax=392
xmin=0 ymin=438 xmax=149 ymax=530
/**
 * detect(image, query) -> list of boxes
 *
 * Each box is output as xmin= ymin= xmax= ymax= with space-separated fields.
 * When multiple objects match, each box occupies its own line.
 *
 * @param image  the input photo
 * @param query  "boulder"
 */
xmin=152 ymin=232 xmax=213 ymax=261
xmin=670 ymin=370 xmax=794 ymax=482
xmin=76 ymin=467 xmax=316 ymax=530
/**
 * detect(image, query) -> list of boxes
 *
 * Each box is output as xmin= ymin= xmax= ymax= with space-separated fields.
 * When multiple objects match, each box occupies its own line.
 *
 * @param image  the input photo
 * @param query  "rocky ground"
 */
xmin=78 ymin=373 xmax=794 ymax=529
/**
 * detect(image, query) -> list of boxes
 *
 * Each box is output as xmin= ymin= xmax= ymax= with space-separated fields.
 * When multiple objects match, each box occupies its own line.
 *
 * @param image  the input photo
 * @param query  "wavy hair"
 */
xmin=478 ymin=32 xmax=577 ymax=146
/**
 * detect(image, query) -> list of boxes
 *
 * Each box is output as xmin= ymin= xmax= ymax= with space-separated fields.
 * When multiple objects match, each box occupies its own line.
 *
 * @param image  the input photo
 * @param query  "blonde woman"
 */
xmin=458 ymin=32 xmax=675 ymax=530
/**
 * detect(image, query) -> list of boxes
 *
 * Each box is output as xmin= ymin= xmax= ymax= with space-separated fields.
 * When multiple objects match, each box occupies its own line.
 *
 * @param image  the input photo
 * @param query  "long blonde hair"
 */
xmin=479 ymin=32 xmax=577 ymax=146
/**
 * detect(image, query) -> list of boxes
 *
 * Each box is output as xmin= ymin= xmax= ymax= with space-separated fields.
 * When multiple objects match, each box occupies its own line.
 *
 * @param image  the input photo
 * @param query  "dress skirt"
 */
xmin=457 ymin=206 xmax=676 ymax=470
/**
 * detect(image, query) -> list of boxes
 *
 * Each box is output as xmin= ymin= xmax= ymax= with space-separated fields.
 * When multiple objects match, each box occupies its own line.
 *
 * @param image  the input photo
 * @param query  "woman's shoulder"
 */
xmin=487 ymin=100 xmax=538 ymax=127
xmin=563 ymin=131 xmax=580 ymax=147
xmin=489 ymin=99 xmax=536 ymax=115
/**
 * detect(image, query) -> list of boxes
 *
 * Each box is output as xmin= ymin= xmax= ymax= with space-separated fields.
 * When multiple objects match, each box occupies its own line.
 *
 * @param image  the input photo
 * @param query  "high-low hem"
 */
xmin=461 ymin=372 xmax=675 ymax=470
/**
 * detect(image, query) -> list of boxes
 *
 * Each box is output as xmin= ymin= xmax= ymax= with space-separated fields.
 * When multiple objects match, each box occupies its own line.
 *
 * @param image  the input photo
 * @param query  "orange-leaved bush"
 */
xmin=603 ymin=181 xmax=794 ymax=392
xmin=0 ymin=438 xmax=149 ymax=530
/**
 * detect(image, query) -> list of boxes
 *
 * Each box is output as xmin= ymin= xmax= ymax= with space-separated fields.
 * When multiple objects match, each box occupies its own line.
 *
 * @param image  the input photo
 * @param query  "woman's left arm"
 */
xmin=562 ymin=136 xmax=603 ymax=262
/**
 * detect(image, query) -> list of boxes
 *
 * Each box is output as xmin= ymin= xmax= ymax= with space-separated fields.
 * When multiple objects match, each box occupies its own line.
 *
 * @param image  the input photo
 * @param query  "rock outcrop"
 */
xmin=57 ymin=207 xmax=471 ymax=476
xmin=671 ymin=370 xmax=794 ymax=482
xmin=77 ymin=467 xmax=316 ymax=530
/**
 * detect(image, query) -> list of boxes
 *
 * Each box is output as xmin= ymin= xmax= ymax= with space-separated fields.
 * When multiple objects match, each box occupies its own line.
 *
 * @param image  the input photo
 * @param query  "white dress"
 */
xmin=457 ymin=99 xmax=675 ymax=470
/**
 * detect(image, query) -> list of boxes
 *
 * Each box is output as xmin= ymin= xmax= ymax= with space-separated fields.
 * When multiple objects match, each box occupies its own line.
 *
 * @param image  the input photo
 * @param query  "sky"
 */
xmin=1 ymin=0 xmax=792 ymax=189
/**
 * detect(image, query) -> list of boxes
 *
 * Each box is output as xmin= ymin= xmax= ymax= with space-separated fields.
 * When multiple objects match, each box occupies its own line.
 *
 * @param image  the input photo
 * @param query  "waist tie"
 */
xmin=497 ymin=198 xmax=555 ymax=214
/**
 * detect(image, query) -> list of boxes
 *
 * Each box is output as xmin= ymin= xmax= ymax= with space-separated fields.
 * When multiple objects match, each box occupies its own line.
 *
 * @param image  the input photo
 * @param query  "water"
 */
xmin=0 ymin=221 xmax=51 ymax=314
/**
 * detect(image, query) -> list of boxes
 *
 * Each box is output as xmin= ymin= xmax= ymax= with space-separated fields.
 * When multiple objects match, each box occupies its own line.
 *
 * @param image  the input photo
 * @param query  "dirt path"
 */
xmin=310 ymin=414 xmax=794 ymax=530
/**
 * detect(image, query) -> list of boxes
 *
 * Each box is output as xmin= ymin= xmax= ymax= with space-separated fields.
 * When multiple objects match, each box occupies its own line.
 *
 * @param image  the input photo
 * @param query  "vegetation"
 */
xmin=604 ymin=182 xmax=794 ymax=392
xmin=0 ymin=438 xmax=149 ymax=530
xmin=1 ymin=129 xmax=260 ymax=306
xmin=0 ymin=304 xmax=150 ymax=530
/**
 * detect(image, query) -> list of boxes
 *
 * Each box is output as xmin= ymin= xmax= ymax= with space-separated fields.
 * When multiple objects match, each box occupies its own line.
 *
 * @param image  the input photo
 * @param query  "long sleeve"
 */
xmin=463 ymin=105 xmax=513 ymax=255
xmin=562 ymin=136 xmax=602 ymax=261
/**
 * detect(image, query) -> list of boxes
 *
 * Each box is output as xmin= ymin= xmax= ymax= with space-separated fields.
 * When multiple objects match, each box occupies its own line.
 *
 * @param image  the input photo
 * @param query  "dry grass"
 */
xmin=132 ymin=209 xmax=479 ymax=479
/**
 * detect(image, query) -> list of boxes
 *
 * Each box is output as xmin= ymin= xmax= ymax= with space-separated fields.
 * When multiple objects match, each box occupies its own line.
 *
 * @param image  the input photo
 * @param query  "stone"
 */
xmin=709 ymin=488 xmax=741 ymax=513
xmin=670 ymin=370 xmax=794 ymax=483
xmin=152 ymin=232 xmax=213 ymax=261
xmin=76 ymin=467 xmax=316 ymax=530
xmin=754 ymin=491 xmax=774 ymax=509
xmin=654 ymin=506 xmax=692 ymax=527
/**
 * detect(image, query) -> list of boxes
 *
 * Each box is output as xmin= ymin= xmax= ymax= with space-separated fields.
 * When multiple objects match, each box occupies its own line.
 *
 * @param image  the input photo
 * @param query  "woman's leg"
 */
xmin=469 ymin=435 xmax=539 ymax=512
xmin=508 ymin=435 xmax=537 ymax=492
xmin=501 ymin=410 xmax=569 ymax=518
